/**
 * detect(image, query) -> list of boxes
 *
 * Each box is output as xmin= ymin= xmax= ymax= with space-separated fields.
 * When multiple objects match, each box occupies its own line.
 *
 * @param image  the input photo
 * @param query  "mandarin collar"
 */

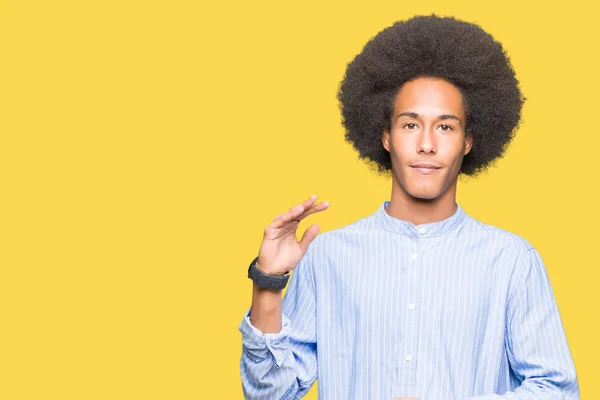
xmin=374 ymin=200 xmax=467 ymax=238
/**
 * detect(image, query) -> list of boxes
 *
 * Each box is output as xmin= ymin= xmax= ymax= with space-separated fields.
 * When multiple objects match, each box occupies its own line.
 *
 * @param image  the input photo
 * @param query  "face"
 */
xmin=382 ymin=77 xmax=473 ymax=201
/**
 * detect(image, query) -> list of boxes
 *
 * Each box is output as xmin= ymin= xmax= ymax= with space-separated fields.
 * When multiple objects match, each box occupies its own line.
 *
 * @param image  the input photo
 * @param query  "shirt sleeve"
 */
xmin=239 ymin=250 xmax=319 ymax=400
xmin=465 ymin=247 xmax=580 ymax=400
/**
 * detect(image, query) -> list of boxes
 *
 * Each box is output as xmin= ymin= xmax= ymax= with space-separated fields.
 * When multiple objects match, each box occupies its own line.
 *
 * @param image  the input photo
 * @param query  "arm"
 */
xmin=238 ymin=195 xmax=327 ymax=400
xmin=465 ymin=248 xmax=579 ymax=399
xmin=239 ymin=253 xmax=318 ymax=399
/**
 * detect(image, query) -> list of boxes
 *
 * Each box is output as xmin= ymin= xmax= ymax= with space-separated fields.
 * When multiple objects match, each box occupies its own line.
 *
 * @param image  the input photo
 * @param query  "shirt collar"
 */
xmin=374 ymin=200 xmax=467 ymax=238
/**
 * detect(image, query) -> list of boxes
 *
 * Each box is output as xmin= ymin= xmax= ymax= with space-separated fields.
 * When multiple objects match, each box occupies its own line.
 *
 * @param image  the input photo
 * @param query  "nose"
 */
xmin=417 ymin=125 xmax=436 ymax=154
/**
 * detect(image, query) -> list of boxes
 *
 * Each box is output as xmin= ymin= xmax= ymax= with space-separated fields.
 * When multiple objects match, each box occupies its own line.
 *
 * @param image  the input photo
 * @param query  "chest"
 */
xmin=317 ymin=240 xmax=513 ymax=335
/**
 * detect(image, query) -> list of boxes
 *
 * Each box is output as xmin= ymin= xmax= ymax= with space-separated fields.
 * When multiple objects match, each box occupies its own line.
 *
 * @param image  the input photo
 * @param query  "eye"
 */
xmin=403 ymin=122 xmax=418 ymax=130
xmin=438 ymin=124 xmax=453 ymax=132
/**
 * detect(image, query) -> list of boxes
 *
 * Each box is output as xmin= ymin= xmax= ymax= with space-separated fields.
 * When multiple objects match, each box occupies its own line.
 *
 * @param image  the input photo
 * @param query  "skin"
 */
xmin=250 ymin=194 xmax=329 ymax=333
xmin=248 ymin=77 xmax=473 ymax=399
xmin=382 ymin=77 xmax=473 ymax=224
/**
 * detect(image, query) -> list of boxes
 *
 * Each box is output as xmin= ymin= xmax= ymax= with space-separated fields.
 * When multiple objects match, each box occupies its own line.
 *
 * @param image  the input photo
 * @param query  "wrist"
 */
xmin=248 ymin=256 xmax=290 ymax=290
xmin=256 ymin=261 xmax=286 ymax=276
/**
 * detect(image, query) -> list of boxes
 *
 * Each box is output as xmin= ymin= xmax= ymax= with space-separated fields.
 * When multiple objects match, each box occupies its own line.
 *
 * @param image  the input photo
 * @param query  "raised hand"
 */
xmin=256 ymin=194 xmax=329 ymax=275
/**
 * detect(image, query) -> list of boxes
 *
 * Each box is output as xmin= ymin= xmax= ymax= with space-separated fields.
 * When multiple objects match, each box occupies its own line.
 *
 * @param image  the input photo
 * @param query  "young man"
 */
xmin=239 ymin=15 xmax=579 ymax=400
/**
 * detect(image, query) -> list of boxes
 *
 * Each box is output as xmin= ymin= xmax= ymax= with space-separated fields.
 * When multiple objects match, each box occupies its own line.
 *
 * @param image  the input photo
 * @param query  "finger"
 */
xmin=278 ymin=197 xmax=329 ymax=223
xmin=300 ymin=194 xmax=319 ymax=209
xmin=270 ymin=195 xmax=319 ymax=228
xmin=295 ymin=201 xmax=330 ymax=222
xmin=270 ymin=205 xmax=305 ymax=229
xmin=299 ymin=223 xmax=320 ymax=252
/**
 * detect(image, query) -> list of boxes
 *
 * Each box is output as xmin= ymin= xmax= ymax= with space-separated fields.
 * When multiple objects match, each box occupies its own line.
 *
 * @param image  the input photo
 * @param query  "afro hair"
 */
xmin=337 ymin=14 xmax=525 ymax=177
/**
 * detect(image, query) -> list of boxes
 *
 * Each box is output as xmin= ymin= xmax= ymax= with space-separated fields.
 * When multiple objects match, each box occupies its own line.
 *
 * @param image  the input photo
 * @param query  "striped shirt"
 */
xmin=239 ymin=201 xmax=579 ymax=399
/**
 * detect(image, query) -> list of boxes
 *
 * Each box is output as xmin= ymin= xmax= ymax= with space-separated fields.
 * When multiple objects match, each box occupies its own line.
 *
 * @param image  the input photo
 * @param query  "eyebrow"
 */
xmin=396 ymin=112 xmax=462 ymax=122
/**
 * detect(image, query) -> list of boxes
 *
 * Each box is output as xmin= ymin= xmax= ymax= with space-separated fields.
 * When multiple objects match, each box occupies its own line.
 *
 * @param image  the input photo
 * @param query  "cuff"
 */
xmin=238 ymin=308 xmax=292 ymax=367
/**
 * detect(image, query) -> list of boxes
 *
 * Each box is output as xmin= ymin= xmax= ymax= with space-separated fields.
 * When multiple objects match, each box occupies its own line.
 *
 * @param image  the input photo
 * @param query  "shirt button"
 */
xmin=405 ymin=354 xmax=413 ymax=362
xmin=411 ymin=253 xmax=417 ymax=260
xmin=409 ymin=303 xmax=416 ymax=310
xmin=419 ymin=227 xmax=426 ymax=234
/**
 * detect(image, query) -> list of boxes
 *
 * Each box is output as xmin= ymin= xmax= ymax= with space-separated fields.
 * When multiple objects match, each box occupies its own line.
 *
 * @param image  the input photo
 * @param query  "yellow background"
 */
xmin=1 ymin=0 xmax=597 ymax=398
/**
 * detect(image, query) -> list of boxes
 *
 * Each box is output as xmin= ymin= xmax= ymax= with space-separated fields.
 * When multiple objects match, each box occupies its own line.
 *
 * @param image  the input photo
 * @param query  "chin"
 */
xmin=403 ymin=184 xmax=444 ymax=201
xmin=409 ymin=191 xmax=442 ymax=201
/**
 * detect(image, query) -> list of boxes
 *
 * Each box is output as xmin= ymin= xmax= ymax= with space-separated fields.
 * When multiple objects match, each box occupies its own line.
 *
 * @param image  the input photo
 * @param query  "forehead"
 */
xmin=393 ymin=77 xmax=465 ymax=120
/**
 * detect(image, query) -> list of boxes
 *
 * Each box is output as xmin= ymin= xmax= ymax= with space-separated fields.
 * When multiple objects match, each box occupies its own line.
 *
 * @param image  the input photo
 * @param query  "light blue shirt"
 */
xmin=239 ymin=201 xmax=579 ymax=399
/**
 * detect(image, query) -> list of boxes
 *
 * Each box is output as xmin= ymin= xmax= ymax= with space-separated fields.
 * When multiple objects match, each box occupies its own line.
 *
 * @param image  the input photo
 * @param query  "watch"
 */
xmin=247 ymin=256 xmax=290 ymax=290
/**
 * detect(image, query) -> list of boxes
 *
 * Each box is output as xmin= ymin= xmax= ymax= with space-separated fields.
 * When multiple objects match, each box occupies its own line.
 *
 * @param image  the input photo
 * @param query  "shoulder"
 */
xmin=306 ymin=211 xmax=379 ymax=252
xmin=462 ymin=213 xmax=535 ymax=255
xmin=460 ymin=215 xmax=545 ymax=293
xmin=296 ymin=210 xmax=380 ymax=269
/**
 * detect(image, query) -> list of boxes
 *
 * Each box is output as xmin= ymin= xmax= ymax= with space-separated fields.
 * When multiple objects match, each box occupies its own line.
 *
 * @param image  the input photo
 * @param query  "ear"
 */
xmin=464 ymin=134 xmax=473 ymax=155
xmin=382 ymin=129 xmax=390 ymax=152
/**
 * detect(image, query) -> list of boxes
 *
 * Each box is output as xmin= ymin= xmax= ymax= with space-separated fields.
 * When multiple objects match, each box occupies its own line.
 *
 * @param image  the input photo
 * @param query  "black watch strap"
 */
xmin=247 ymin=256 xmax=290 ymax=290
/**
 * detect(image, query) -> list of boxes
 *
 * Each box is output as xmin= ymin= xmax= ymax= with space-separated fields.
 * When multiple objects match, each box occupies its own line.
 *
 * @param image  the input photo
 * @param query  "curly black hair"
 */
xmin=337 ymin=14 xmax=525 ymax=177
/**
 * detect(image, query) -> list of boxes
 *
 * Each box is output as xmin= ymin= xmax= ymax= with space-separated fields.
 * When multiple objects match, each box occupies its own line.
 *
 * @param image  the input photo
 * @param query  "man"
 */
xmin=239 ymin=15 xmax=579 ymax=399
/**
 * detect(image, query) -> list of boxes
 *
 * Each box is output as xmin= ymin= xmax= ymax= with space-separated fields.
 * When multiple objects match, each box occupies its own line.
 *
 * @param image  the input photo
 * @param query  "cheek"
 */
xmin=390 ymin=135 xmax=415 ymax=157
xmin=438 ymin=139 xmax=466 ymax=162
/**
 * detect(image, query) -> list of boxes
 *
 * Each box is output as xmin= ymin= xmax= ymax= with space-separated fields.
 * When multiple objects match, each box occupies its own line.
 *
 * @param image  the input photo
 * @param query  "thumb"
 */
xmin=299 ymin=224 xmax=320 ymax=253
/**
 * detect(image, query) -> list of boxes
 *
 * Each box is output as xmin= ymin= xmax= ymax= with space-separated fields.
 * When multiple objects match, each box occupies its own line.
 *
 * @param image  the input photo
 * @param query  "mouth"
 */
xmin=410 ymin=164 xmax=441 ymax=175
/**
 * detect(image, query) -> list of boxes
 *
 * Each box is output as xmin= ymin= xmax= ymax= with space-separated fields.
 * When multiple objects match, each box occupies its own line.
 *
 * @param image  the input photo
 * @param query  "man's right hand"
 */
xmin=256 ymin=194 xmax=330 ymax=275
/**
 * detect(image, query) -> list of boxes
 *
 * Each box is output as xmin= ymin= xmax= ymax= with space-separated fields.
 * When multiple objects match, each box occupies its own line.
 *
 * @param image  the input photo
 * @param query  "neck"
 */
xmin=385 ymin=179 xmax=458 ymax=225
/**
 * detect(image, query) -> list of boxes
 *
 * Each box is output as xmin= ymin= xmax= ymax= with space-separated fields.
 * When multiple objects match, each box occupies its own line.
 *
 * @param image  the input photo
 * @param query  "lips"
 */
xmin=411 ymin=163 xmax=440 ymax=168
xmin=410 ymin=163 xmax=441 ymax=174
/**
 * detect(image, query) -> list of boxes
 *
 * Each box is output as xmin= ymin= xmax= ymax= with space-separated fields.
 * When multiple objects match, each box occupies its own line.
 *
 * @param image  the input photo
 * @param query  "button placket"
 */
xmin=402 ymin=236 xmax=420 ymax=387
xmin=404 ymin=233 xmax=425 ymax=387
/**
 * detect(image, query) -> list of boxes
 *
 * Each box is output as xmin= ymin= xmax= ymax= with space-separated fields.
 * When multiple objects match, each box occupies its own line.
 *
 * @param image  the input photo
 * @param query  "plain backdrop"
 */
xmin=1 ymin=0 xmax=597 ymax=398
